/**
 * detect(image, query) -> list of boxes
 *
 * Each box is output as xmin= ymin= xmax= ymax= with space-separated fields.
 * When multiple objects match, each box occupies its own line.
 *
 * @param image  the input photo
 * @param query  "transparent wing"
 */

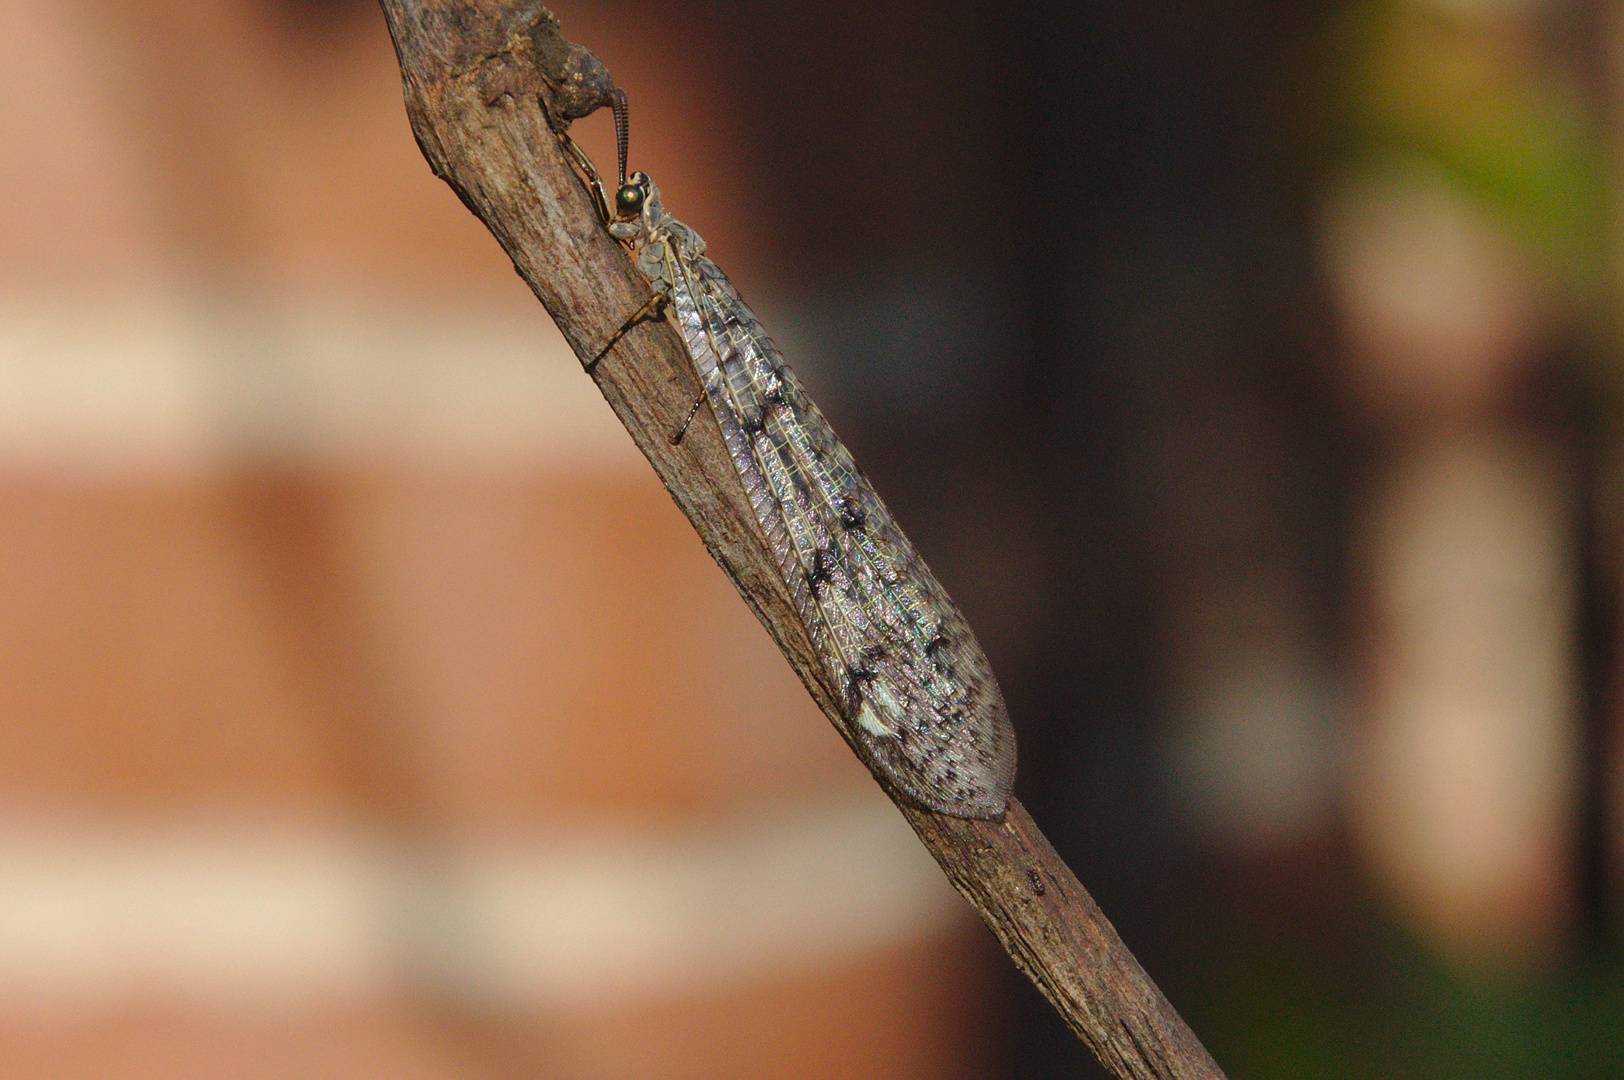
xmin=666 ymin=244 xmax=1015 ymax=818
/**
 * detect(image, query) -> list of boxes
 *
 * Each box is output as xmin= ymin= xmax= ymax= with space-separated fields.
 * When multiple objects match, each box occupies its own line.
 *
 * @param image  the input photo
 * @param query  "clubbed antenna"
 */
xmin=612 ymin=89 xmax=629 ymax=187
xmin=531 ymin=22 xmax=624 ymax=132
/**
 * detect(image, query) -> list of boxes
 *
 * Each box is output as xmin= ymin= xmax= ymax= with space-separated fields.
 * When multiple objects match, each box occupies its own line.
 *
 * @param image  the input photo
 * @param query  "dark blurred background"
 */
xmin=0 ymin=0 xmax=1621 ymax=1076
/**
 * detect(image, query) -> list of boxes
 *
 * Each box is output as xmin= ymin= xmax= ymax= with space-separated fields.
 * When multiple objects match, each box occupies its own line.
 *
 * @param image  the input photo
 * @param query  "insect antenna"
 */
xmin=611 ymin=89 xmax=629 ymax=188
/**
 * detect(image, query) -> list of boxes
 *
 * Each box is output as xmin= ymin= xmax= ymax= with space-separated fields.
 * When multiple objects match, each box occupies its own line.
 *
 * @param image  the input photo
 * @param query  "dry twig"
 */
xmin=376 ymin=3 xmax=1227 ymax=1076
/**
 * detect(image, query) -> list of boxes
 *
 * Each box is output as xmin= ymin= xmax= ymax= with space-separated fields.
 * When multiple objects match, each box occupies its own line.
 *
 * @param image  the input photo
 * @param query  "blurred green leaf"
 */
xmin=1336 ymin=1 xmax=1607 ymax=299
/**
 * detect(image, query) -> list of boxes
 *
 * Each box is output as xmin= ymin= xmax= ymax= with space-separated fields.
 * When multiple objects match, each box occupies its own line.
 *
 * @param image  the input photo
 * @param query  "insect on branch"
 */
xmin=376 ymin=3 xmax=1228 ymax=1078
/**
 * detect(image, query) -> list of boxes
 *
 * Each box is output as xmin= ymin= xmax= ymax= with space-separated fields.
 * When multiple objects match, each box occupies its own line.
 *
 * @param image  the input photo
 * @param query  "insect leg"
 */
xmin=669 ymin=387 xmax=706 ymax=446
xmin=558 ymin=133 xmax=614 ymax=225
xmin=585 ymin=293 xmax=668 ymax=374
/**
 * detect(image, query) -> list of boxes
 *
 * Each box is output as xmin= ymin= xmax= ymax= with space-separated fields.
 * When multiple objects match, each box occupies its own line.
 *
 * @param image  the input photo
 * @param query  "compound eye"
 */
xmin=616 ymin=180 xmax=646 ymax=218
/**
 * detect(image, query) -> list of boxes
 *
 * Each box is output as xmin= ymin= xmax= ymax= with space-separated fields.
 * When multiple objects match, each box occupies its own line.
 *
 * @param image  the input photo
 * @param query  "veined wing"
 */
xmin=661 ymin=235 xmax=1015 ymax=818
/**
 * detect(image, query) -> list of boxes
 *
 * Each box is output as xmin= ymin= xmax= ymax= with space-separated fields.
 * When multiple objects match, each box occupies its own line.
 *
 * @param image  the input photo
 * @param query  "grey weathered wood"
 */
xmin=376 ymin=3 xmax=1227 ymax=1077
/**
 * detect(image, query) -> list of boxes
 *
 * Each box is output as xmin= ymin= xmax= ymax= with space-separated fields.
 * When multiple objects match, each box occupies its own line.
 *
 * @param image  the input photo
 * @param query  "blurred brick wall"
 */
xmin=0 ymin=2 xmax=1003 ymax=1077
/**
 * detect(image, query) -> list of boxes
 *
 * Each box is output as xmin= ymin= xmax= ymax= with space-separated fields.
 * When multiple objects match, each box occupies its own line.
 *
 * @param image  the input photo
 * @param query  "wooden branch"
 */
xmin=376 ymin=3 xmax=1227 ymax=1077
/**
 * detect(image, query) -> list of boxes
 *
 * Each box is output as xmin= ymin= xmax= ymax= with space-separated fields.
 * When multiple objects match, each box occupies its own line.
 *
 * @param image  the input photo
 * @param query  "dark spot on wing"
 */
xmin=805 ymin=546 xmax=834 ymax=592
xmin=844 ymin=664 xmax=875 ymax=713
